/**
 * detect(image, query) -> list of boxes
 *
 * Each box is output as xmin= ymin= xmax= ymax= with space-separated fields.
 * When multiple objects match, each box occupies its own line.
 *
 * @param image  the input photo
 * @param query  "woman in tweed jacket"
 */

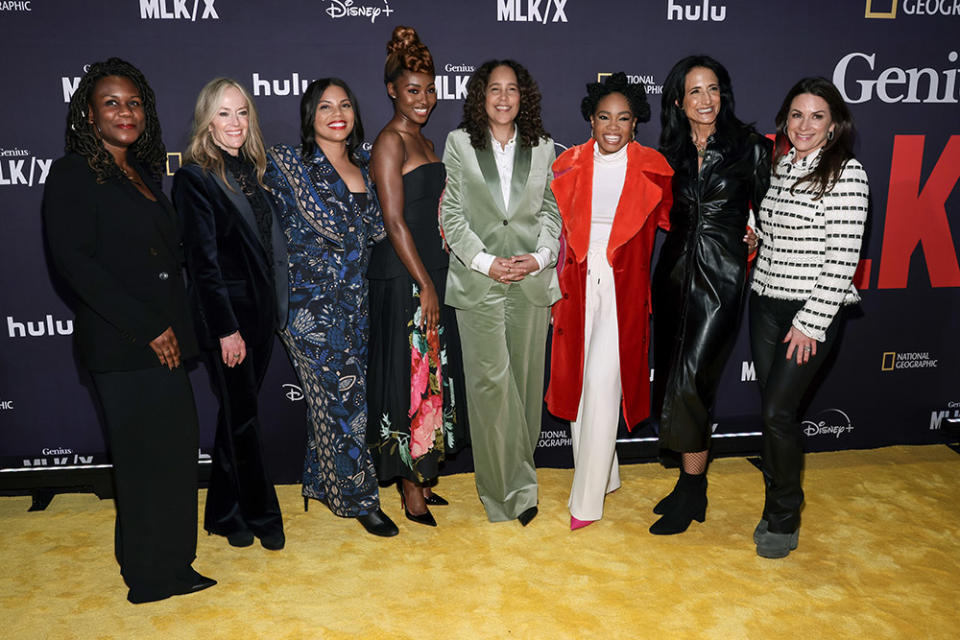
xmin=750 ymin=77 xmax=869 ymax=559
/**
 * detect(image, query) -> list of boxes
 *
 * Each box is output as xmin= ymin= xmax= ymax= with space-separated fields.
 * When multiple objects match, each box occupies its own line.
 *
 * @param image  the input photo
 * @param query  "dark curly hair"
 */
xmin=773 ymin=77 xmax=857 ymax=200
xmin=459 ymin=59 xmax=549 ymax=150
xmin=384 ymin=25 xmax=434 ymax=85
xmin=65 ymin=57 xmax=166 ymax=183
xmin=299 ymin=77 xmax=365 ymax=165
xmin=580 ymin=72 xmax=650 ymax=136
xmin=659 ymin=54 xmax=754 ymax=163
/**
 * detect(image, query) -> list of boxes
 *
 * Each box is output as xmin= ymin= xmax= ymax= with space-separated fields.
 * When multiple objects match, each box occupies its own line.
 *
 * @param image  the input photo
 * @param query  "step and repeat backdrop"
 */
xmin=1 ymin=1 xmax=957 ymax=483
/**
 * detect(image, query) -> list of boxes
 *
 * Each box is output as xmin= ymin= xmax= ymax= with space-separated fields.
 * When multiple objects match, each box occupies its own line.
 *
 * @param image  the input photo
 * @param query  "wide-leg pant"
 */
xmin=749 ymin=293 xmax=839 ymax=534
xmin=90 ymin=366 xmax=199 ymax=594
xmin=569 ymin=249 xmax=622 ymax=521
xmin=456 ymin=283 xmax=550 ymax=522
xmin=203 ymin=337 xmax=283 ymax=539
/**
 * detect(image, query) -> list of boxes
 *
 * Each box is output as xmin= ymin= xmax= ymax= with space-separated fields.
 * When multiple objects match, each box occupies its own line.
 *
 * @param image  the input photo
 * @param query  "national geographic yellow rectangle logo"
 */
xmin=865 ymin=0 xmax=898 ymax=18
xmin=881 ymin=352 xmax=896 ymax=371
xmin=166 ymin=152 xmax=182 ymax=176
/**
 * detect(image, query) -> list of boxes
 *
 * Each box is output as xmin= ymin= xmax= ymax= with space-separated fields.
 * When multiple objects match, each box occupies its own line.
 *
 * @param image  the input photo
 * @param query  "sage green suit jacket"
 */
xmin=440 ymin=128 xmax=562 ymax=309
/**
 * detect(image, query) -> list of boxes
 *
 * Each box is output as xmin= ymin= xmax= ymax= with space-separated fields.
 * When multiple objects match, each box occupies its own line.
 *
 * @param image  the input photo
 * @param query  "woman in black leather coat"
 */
xmin=649 ymin=55 xmax=771 ymax=535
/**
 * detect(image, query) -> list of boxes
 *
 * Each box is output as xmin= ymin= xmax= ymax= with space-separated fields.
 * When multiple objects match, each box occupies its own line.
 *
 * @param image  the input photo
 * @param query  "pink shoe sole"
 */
xmin=570 ymin=516 xmax=594 ymax=531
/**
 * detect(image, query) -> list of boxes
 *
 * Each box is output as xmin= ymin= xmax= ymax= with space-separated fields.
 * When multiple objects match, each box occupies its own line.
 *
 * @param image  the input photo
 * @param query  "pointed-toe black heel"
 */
xmin=423 ymin=492 xmax=449 ymax=506
xmin=398 ymin=483 xmax=437 ymax=527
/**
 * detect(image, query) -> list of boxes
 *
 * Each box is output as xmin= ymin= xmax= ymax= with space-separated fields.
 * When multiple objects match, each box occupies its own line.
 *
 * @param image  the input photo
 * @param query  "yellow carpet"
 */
xmin=1 ymin=445 xmax=958 ymax=639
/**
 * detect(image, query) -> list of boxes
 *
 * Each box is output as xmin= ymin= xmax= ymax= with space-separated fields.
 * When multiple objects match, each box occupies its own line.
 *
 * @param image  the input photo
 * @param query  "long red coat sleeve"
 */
xmin=545 ymin=140 xmax=673 ymax=429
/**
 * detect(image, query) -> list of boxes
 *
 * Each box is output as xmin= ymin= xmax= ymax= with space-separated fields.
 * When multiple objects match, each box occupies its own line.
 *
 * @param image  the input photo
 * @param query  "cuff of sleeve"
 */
xmin=529 ymin=247 xmax=551 ymax=276
xmin=471 ymin=251 xmax=496 ymax=276
xmin=792 ymin=317 xmax=825 ymax=342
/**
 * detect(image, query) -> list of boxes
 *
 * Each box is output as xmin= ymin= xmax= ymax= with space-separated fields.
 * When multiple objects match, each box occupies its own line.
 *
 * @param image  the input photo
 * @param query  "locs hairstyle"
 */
xmin=580 ymin=71 xmax=651 ymax=136
xmin=459 ymin=59 xmax=549 ymax=150
xmin=383 ymin=25 xmax=435 ymax=86
xmin=774 ymin=76 xmax=857 ymax=200
xmin=659 ymin=54 xmax=751 ymax=162
xmin=65 ymin=57 xmax=165 ymax=183
xmin=299 ymin=78 xmax=365 ymax=163
xmin=183 ymin=77 xmax=268 ymax=189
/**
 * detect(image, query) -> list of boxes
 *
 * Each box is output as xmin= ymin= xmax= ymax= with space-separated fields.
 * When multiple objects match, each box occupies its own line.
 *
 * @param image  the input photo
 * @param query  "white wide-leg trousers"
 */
xmin=568 ymin=249 xmax=622 ymax=521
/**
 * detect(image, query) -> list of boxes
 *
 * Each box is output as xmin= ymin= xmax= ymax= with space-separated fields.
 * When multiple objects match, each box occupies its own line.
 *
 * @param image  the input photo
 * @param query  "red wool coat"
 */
xmin=545 ymin=139 xmax=673 ymax=430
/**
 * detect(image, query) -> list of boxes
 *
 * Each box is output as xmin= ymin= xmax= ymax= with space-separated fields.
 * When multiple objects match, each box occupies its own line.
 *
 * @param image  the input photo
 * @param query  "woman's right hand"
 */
xmin=419 ymin=282 xmax=440 ymax=335
xmin=149 ymin=326 xmax=182 ymax=370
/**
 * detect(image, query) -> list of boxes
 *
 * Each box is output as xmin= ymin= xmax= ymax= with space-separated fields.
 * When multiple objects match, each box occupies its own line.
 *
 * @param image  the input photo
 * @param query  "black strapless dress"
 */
xmin=366 ymin=162 xmax=469 ymax=483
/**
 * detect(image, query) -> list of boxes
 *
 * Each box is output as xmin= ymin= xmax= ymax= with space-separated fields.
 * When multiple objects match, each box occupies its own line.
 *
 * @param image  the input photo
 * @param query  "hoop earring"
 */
xmin=827 ymin=130 xmax=835 ymax=141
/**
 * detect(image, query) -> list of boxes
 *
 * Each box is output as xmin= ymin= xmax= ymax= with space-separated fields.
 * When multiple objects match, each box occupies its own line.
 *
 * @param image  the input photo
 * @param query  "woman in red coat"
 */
xmin=546 ymin=73 xmax=673 ymax=530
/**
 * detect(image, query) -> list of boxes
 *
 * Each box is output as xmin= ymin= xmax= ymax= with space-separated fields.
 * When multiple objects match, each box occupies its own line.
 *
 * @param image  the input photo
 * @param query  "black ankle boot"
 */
xmin=653 ymin=472 xmax=684 ymax=515
xmin=649 ymin=472 xmax=707 ymax=535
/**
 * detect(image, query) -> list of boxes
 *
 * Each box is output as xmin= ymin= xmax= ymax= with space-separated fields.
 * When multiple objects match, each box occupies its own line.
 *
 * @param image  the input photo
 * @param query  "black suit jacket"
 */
xmin=172 ymin=162 xmax=288 ymax=350
xmin=42 ymin=153 xmax=198 ymax=372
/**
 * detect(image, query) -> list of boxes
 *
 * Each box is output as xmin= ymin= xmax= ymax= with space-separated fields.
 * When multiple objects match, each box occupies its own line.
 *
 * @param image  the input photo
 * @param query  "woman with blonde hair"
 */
xmin=173 ymin=77 xmax=288 ymax=550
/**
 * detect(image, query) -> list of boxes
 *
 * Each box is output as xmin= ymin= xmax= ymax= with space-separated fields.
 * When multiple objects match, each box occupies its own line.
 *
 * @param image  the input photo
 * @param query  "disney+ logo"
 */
xmin=803 ymin=408 xmax=855 ymax=438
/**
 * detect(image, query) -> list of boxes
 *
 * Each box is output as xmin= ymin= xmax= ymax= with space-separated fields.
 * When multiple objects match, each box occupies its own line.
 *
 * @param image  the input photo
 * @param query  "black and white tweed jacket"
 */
xmin=751 ymin=148 xmax=869 ymax=341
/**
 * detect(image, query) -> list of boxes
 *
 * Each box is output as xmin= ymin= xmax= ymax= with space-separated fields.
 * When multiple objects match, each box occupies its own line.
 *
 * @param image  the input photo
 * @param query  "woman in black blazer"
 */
xmin=42 ymin=57 xmax=214 ymax=604
xmin=172 ymin=78 xmax=287 ymax=550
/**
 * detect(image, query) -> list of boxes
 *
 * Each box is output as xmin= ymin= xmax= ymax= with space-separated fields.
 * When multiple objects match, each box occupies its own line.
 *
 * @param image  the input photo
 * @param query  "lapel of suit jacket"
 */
xmin=215 ymin=170 xmax=267 ymax=254
xmin=475 ymin=137 xmax=507 ymax=215
xmin=507 ymin=142 xmax=532 ymax=218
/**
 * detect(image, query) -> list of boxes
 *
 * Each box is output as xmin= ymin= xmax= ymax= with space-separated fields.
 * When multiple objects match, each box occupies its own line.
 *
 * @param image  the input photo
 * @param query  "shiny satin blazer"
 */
xmin=439 ymin=128 xmax=561 ymax=309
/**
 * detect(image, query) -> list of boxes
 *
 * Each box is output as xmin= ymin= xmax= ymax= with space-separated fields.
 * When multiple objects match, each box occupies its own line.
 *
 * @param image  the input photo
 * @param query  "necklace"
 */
xmin=693 ymin=138 xmax=708 ymax=158
xmin=121 ymin=166 xmax=145 ymax=188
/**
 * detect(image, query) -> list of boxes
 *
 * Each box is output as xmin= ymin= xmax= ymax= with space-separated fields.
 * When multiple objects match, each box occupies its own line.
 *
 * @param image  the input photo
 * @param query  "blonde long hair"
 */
xmin=184 ymin=77 xmax=267 ymax=188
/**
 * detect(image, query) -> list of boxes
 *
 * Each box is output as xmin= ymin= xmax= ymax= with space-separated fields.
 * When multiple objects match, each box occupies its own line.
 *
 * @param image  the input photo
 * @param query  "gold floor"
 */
xmin=2 ymin=445 xmax=958 ymax=640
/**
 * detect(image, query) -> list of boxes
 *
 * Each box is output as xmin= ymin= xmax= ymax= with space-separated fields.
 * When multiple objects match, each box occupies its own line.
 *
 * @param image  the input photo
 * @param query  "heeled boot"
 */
xmin=648 ymin=472 xmax=707 ymax=535
xmin=652 ymin=472 xmax=684 ymax=515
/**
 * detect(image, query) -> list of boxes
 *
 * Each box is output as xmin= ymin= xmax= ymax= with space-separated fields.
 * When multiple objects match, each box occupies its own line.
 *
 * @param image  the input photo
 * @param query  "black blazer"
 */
xmin=42 ymin=153 xmax=198 ymax=372
xmin=172 ymin=162 xmax=288 ymax=350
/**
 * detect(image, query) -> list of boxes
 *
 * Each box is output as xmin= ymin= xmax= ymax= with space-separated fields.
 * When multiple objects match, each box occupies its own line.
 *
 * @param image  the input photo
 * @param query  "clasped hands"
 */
xmin=488 ymin=254 xmax=539 ymax=284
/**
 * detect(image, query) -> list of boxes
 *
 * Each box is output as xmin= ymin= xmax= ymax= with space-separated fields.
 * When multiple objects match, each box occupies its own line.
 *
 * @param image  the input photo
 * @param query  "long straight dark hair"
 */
xmin=773 ymin=77 xmax=856 ymax=200
xmin=659 ymin=54 xmax=753 ymax=163
xmin=299 ymin=78 xmax=365 ymax=163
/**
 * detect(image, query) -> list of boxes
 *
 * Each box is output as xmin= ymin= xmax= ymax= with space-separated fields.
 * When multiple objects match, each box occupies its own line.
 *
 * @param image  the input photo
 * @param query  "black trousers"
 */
xmin=749 ymin=293 xmax=840 ymax=534
xmin=91 ymin=366 xmax=199 ymax=593
xmin=202 ymin=337 xmax=283 ymax=538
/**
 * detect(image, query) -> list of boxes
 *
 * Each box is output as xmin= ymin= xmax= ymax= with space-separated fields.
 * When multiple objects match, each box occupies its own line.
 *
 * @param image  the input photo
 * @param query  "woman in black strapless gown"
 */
xmin=367 ymin=27 xmax=469 ymax=527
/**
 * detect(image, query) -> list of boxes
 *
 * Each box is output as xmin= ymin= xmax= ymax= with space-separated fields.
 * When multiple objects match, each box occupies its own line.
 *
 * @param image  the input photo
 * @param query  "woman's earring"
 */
xmin=827 ymin=130 xmax=835 ymax=141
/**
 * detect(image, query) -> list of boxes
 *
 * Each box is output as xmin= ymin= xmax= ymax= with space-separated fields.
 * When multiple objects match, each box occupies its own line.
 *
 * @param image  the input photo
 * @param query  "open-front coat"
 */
xmin=545 ymin=139 xmax=673 ymax=429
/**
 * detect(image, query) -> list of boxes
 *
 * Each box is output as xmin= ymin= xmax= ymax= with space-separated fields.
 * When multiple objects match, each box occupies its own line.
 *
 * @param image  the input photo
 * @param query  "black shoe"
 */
xmin=304 ymin=496 xmax=309 ymax=512
xmin=397 ymin=483 xmax=437 ymax=527
xmin=652 ymin=473 xmax=684 ymax=515
xmin=259 ymin=531 xmax=285 ymax=550
xmin=517 ymin=506 xmax=538 ymax=527
xmin=172 ymin=568 xmax=217 ymax=596
xmin=357 ymin=509 xmax=399 ymax=537
xmin=423 ymin=492 xmax=449 ymax=506
xmin=649 ymin=473 xmax=707 ymax=535
xmin=226 ymin=530 xmax=255 ymax=547
xmin=126 ymin=587 xmax=171 ymax=605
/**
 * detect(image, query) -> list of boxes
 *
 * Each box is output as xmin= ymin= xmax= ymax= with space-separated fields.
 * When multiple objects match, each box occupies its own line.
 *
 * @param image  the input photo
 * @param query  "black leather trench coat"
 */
xmin=651 ymin=131 xmax=772 ymax=452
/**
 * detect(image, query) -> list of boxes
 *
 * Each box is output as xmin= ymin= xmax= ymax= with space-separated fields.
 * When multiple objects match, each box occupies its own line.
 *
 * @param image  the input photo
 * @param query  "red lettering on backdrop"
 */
xmin=878 ymin=135 xmax=960 ymax=289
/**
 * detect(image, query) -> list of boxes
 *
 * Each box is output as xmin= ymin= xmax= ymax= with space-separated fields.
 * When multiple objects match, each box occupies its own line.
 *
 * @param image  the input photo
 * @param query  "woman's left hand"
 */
xmin=507 ymin=254 xmax=540 ymax=280
xmin=220 ymin=331 xmax=246 ymax=368
xmin=783 ymin=326 xmax=817 ymax=366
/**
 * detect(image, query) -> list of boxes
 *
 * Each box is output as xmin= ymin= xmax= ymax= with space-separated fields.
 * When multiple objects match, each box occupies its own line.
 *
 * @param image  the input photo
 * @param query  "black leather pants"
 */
xmin=749 ymin=293 xmax=839 ymax=534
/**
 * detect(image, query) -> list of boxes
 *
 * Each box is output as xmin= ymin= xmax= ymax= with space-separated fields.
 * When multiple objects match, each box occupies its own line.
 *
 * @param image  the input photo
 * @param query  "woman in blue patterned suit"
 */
xmin=265 ymin=78 xmax=398 ymax=537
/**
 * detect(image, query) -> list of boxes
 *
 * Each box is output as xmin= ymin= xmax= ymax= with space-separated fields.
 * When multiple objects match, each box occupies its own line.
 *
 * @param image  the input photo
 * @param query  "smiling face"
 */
xmin=312 ymin=84 xmax=355 ymax=147
xmin=208 ymin=85 xmax=249 ymax=156
xmin=590 ymin=92 xmax=636 ymax=155
xmin=484 ymin=64 xmax=520 ymax=130
xmin=680 ymin=66 xmax=721 ymax=131
xmin=87 ymin=75 xmax=145 ymax=157
xmin=786 ymin=93 xmax=836 ymax=160
xmin=389 ymin=70 xmax=437 ymax=125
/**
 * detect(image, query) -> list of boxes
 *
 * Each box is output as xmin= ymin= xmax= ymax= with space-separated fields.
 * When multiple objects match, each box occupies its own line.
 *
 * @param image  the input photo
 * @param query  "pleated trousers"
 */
xmin=569 ymin=249 xmax=622 ymax=521
xmin=456 ymin=283 xmax=549 ymax=522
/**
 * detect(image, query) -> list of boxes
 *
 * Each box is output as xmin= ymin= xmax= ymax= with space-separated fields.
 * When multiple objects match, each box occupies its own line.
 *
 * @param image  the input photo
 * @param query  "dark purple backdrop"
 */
xmin=1 ymin=1 xmax=957 ymax=484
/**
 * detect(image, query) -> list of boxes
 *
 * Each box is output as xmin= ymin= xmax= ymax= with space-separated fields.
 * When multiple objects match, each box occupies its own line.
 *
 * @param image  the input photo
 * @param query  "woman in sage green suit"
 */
xmin=440 ymin=60 xmax=561 ymax=525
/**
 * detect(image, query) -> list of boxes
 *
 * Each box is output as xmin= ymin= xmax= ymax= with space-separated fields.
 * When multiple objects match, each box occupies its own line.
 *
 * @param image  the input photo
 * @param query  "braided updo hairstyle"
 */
xmin=580 ymin=72 xmax=650 ymax=136
xmin=384 ymin=25 xmax=435 ymax=86
xmin=65 ymin=57 xmax=166 ymax=183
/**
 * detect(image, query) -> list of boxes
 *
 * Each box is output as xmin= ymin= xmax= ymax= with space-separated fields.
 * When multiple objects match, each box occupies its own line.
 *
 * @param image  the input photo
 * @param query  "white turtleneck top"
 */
xmin=590 ymin=143 xmax=628 ymax=251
